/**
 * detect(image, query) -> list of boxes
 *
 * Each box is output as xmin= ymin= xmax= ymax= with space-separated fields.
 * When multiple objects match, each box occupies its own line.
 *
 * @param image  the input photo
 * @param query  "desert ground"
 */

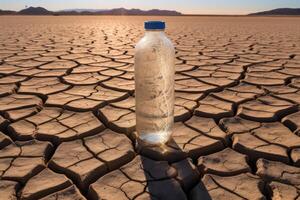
xmin=0 ymin=16 xmax=300 ymax=199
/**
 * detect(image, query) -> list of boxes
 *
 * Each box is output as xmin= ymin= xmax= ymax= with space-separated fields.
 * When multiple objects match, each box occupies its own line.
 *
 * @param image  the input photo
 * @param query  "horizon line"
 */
xmin=1 ymin=6 xmax=300 ymax=15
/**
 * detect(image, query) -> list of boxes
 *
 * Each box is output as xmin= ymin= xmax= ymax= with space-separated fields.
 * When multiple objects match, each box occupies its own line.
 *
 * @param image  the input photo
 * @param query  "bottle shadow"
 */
xmin=137 ymin=137 xmax=212 ymax=200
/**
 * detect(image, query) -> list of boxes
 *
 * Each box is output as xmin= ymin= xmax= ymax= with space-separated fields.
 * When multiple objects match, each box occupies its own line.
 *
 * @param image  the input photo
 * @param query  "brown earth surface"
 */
xmin=0 ymin=16 xmax=300 ymax=200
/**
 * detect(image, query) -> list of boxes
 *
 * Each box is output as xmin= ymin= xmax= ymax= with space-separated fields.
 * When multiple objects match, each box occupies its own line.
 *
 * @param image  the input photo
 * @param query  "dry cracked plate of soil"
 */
xmin=0 ymin=16 xmax=300 ymax=200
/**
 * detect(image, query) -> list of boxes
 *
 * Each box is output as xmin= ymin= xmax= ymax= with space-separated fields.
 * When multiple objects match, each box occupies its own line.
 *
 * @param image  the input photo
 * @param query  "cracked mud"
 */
xmin=0 ymin=16 xmax=300 ymax=199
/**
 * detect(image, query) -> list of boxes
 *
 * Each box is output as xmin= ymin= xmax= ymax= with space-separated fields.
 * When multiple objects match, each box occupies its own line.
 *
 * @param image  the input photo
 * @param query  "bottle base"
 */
xmin=138 ymin=131 xmax=171 ymax=145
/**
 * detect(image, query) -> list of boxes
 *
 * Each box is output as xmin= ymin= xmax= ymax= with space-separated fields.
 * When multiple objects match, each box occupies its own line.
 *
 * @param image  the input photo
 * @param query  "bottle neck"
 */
xmin=145 ymin=30 xmax=165 ymax=36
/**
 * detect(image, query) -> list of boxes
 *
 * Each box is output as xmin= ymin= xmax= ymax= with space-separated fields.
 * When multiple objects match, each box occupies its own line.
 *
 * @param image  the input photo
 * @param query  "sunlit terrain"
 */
xmin=0 ymin=16 xmax=300 ymax=199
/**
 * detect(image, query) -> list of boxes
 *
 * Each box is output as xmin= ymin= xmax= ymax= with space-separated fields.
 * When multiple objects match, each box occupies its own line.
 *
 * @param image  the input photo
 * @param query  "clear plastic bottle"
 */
xmin=135 ymin=21 xmax=175 ymax=145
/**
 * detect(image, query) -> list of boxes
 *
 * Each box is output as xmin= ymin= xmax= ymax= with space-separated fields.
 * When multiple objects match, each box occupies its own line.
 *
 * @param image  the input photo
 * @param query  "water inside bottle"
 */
xmin=135 ymin=27 xmax=175 ymax=145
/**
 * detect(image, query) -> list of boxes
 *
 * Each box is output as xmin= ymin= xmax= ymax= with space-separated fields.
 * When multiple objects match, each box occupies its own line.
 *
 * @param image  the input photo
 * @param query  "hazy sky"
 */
xmin=1 ymin=0 xmax=300 ymax=14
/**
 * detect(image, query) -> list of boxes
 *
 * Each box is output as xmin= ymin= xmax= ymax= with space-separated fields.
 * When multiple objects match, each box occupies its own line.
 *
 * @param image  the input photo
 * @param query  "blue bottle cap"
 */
xmin=144 ymin=21 xmax=165 ymax=30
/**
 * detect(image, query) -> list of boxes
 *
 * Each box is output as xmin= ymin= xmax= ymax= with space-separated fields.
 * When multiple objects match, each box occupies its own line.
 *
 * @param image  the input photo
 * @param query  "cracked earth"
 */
xmin=0 ymin=16 xmax=300 ymax=200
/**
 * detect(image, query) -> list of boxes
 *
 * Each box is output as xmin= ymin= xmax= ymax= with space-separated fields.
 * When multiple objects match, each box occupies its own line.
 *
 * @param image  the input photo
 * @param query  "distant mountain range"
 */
xmin=0 ymin=6 xmax=182 ymax=16
xmin=1 ymin=7 xmax=300 ymax=16
xmin=0 ymin=9 xmax=17 ymax=15
xmin=18 ymin=6 xmax=52 ymax=15
xmin=249 ymin=8 xmax=300 ymax=15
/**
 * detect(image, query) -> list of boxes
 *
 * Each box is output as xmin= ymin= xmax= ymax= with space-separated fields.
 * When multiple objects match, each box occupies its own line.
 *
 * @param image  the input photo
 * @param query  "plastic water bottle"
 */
xmin=135 ymin=21 xmax=175 ymax=145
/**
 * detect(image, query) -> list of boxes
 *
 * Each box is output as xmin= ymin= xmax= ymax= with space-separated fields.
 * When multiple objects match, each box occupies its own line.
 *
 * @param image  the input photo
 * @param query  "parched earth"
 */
xmin=0 ymin=16 xmax=300 ymax=200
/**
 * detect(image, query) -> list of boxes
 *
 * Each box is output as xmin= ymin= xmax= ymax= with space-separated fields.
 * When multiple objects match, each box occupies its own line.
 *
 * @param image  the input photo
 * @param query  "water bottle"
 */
xmin=135 ymin=21 xmax=175 ymax=145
